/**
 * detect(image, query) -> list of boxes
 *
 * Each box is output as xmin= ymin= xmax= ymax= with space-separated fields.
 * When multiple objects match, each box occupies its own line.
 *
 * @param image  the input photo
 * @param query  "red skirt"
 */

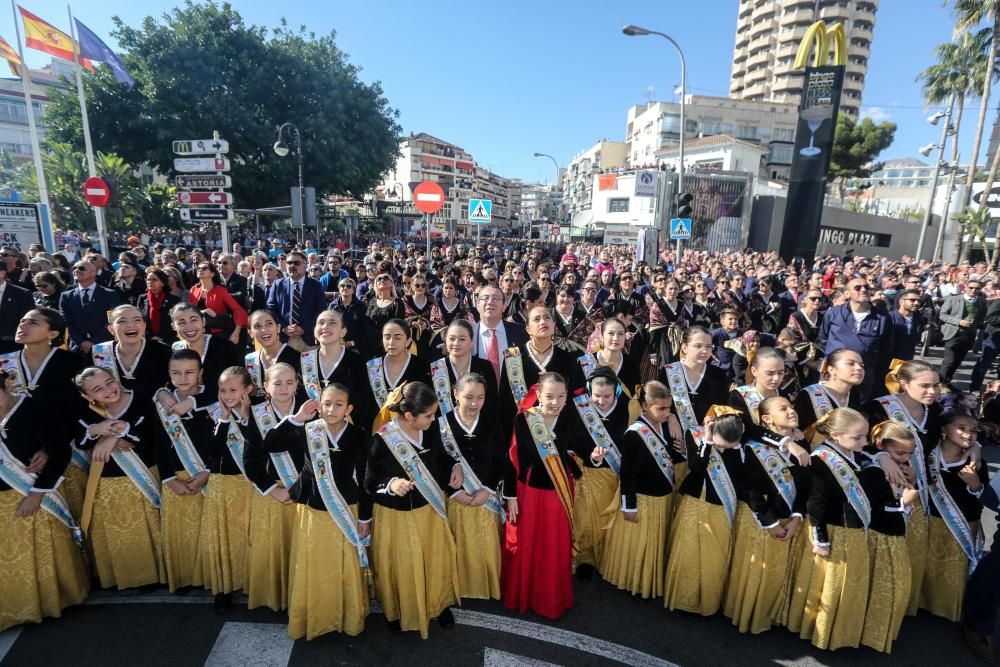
xmin=501 ymin=481 xmax=574 ymax=619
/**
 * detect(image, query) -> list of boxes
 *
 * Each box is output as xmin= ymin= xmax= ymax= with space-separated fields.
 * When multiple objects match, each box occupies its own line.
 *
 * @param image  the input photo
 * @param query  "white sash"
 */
xmin=379 ymin=421 xmax=448 ymax=520
xmin=803 ymin=383 xmax=835 ymax=420
xmin=155 ymin=400 xmax=208 ymax=493
xmin=928 ymin=448 xmax=984 ymax=573
xmin=430 ymin=359 xmax=454 ymax=415
xmin=503 ymin=347 xmax=529 ymax=406
xmin=251 ymin=402 xmax=298 ymax=488
xmin=665 ymin=362 xmax=702 ymax=448
xmin=876 ymin=394 xmax=930 ymax=511
xmin=573 ymin=394 xmax=622 ymax=475
xmin=0 ymin=434 xmax=81 ymax=543
xmin=304 ymin=420 xmax=370 ymax=567
xmin=366 ymin=357 xmax=389 ymax=407
xmin=245 ymin=351 xmax=263 ymax=396
xmin=626 ymin=422 xmax=674 ymax=487
xmin=92 ymin=341 xmax=120 ymax=384
xmin=437 ymin=414 xmax=504 ymax=518
xmin=745 ymin=439 xmax=796 ymax=515
xmin=812 ymin=443 xmax=871 ymax=530
xmin=734 ymin=385 xmax=764 ymax=425
xmin=207 ymin=403 xmax=248 ymax=479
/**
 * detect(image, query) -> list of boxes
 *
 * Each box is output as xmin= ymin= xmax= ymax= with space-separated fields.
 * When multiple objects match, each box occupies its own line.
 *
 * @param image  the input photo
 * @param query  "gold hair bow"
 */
xmin=884 ymin=358 xmax=905 ymax=395
xmin=706 ymin=404 xmax=742 ymax=419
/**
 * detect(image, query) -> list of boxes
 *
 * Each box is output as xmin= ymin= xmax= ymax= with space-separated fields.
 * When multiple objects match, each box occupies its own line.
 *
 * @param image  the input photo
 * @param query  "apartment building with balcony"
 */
xmin=0 ymin=60 xmax=72 ymax=163
xmin=626 ymin=95 xmax=799 ymax=180
xmin=563 ymin=139 xmax=628 ymax=219
xmin=729 ymin=0 xmax=878 ymax=118
xmin=379 ymin=132 xmax=516 ymax=237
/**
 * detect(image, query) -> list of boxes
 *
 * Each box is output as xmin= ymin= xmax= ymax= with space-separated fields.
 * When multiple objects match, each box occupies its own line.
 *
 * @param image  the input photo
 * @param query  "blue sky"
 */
xmin=6 ymin=0 xmax=987 ymax=182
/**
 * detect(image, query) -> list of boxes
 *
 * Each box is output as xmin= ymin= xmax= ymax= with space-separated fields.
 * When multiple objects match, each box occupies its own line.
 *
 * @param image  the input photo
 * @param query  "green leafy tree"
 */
xmin=955 ymin=204 xmax=997 ymax=264
xmin=952 ymin=0 xmax=1000 ymax=209
xmin=42 ymin=1 xmax=401 ymax=211
xmin=829 ymin=114 xmax=896 ymax=200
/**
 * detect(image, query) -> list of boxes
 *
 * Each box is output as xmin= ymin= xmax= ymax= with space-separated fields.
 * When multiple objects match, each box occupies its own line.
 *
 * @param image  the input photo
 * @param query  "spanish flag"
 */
xmin=0 ymin=37 xmax=21 ymax=77
xmin=18 ymin=7 xmax=94 ymax=71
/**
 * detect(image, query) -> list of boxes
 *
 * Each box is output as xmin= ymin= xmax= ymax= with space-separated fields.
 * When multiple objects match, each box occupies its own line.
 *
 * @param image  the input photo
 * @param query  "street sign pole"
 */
xmin=214 ymin=130 xmax=230 ymax=252
xmin=477 ymin=216 xmax=481 ymax=246
xmin=426 ymin=212 xmax=432 ymax=258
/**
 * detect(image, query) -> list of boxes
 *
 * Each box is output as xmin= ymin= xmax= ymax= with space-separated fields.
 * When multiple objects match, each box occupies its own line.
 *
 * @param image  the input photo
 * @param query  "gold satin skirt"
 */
xmin=372 ymin=504 xmax=460 ymax=639
xmin=723 ymin=503 xmax=791 ymax=634
xmin=247 ymin=490 xmax=296 ymax=611
xmin=773 ymin=518 xmax=810 ymax=628
xmin=287 ymin=504 xmax=369 ymax=640
xmin=160 ymin=471 xmax=205 ymax=591
xmin=791 ymin=524 xmax=870 ymax=650
xmin=905 ymin=498 xmax=929 ymax=616
xmin=673 ymin=461 xmax=689 ymax=491
xmin=62 ymin=463 xmax=87 ymax=521
xmin=199 ymin=474 xmax=249 ymax=595
xmin=920 ymin=516 xmax=975 ymax=622
xmin=862 ymin=531 xmax=911 ymax=654
xmin=601 ymin=493 xmax=672 ymax=599
xmin=572 ymin=467 xmax=619 ymax=570
xmin=0 ymin=489 xmax=89 ymax=632
xmin=447 ymin=498 xmax=501 ymax=600
xmin=663 ymin=495 xmax=732 ymax=616
xmin=89 ymin=476 xmax=165 ymax=590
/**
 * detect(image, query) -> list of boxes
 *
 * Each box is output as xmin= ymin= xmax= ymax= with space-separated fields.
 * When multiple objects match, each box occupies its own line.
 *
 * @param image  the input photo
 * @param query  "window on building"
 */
xmin=608 ymin=198 xmax=629 ymax=213
xmin=772 ymin=127 xmax=795 ymax=142
xmin=769 ymin=144 xmax=794 ymax=164
xmin=736 ymin=125 xmax=757 ymax=140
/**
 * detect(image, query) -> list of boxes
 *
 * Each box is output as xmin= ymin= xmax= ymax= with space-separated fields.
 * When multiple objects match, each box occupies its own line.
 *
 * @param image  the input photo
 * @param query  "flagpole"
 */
xmin=68 ymin=4 xmax=107 ymax=258
xmin=10 ymin=0 xmax=53 ymax=251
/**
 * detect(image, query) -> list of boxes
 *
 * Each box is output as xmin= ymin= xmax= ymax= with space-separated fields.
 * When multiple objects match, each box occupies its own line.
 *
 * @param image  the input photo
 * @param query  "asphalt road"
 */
xmin=1 ymin=348 xmax=997 ymax=667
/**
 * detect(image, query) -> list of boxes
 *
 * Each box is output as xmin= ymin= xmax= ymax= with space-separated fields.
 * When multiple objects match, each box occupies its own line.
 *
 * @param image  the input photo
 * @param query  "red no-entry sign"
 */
xmin=83 ymin=177 xmax=111 ymax=207
xmin=412 ymin=181 xmax=445 ymax=214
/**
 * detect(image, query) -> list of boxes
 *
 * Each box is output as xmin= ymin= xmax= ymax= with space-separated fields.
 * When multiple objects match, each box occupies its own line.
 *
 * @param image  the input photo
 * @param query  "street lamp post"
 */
xmin=914 ymin=96 xmax=954 ymax=261
xmin=274 ymin=122 xmax=304 ymax=244
xmin=533 ymin=152 xmax=560 ymax=242
xmin=622 ymin=24 xmax=686 ymax=259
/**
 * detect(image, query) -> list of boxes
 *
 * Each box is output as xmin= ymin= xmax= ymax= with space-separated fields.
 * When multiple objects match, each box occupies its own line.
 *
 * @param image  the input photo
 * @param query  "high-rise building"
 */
xmin=729 ymin=0 xmax=878 ymax=117
xmin=379 ymin=132 xmax=515 ymax=237
xmin=0 ymin=60 xmax=73 ymax=163
xmin=563 ymin=139 xmax=629 ymax=219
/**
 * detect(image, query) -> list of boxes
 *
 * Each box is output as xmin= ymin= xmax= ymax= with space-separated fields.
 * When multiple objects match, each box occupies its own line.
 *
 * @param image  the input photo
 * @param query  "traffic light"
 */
xmin=675 ymin=192 xmax=693 ymax=218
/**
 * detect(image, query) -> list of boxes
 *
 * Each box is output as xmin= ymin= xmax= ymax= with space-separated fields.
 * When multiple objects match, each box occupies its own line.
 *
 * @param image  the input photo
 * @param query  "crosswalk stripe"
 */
xmin=204 ymin=622 xmax=293 ymax=667
xmin=0 ymin=628 xmax=22 ymax=662
xmin=483 ymin=647 xmax=559 ymax=666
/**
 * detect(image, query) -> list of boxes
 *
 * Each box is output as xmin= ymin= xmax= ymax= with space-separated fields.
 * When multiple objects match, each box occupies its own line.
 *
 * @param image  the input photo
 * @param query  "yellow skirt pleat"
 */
xmin=862 ymin=531 xmax=911 ymax=654
xmin=673 ymin=461 xmax=689 ymax=491
xmin=89 ymin=475 xmax=165 ymax=590
xmin=723 ymin=503 xmax=791 ymax=634
xmin=572 ymin=467 xmax=619 ymax=570
xmin=160 ymin=471 xmax=205 ymax=591
xmin=247 ymin=490 xmax=297 ymax=611
xmin=447 ymin=498 xmax=501 ymax=600
xmin=663 ymin=494 xmax=732 ymax=616
xmin=61 ymin=463 xmax=87 ymax=521
xmin=199 ymin=474 xmax=249 ymax=595
xmin=920 ymin=515 xmax=974 ymax=622
xmin=773 ymin=518 xmax=809 ymax=628
xmin=287 ymin=504 xmax=369 ymax=640
xmin=372 ymin=504 xmax=460 ymax=639
xmin=601 ymin=493 xmax=672 ymax=599
xmin=792 ymin=524 xmax=870 ymax=650
xmin=905 ymin=497 xmax=929 ymax=616
xmin=0 ymin=489 xmax=89 ymax=632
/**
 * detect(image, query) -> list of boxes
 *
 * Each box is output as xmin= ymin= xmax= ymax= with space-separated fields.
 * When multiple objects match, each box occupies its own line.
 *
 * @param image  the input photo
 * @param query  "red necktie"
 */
xmin=487 ymin=328 xmax=501 ymax=385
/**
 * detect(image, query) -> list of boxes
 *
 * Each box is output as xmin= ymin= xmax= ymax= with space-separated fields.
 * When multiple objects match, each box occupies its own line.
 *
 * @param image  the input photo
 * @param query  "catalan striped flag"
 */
xmin=18 ymin=6 xmax=94 ymax=71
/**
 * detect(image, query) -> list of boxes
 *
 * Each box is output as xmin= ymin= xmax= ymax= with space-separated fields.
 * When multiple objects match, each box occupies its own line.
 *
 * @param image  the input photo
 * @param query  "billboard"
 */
xmin=0 ymin=203 xmax=41 ymax=252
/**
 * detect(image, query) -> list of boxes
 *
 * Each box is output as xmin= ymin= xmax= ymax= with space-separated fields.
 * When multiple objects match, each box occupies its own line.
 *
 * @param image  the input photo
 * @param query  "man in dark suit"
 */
xmin=59 ymin=259 xmax=124 ymax=353
xmin=776 ymin=274 xmax=801 ymax=328
xmin=266 ymin=250 xmax=326 ymax=351
xmin=939 ymin=278 xmax=987 ymax=385
xmin=472 ymin=284 xmax=528 ymax=383
xmin=217 ymin=253 xmax=249 ymax=312
xmin=971 ymin=297 xmax=1000 ymax=391
xmin=888 ymin=288 xmax=925 ymax=361
xmin=0 ymin=263 xmax=35 ymax=353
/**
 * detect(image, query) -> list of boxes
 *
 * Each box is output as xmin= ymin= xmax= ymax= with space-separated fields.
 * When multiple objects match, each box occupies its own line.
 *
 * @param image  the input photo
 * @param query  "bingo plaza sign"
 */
xmin=818 ymin=226 xmax=891 ymax=248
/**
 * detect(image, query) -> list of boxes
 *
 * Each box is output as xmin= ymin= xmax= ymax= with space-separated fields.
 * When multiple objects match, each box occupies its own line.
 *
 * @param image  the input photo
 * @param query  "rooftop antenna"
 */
xmin=647 ymin=85 xmax=654 ymax=108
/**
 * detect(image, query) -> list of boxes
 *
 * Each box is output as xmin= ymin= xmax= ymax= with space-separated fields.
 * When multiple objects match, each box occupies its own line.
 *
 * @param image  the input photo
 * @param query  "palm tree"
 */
xmin=952 ymin=0 xmax=1000 ymax=210
xmin=955 ymin=204 xmax=995 ymax=263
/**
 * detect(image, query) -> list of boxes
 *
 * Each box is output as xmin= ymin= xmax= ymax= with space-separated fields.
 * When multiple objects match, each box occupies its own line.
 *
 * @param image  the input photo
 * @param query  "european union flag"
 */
xmin=74 ymin=19 xmax=134 ymax=88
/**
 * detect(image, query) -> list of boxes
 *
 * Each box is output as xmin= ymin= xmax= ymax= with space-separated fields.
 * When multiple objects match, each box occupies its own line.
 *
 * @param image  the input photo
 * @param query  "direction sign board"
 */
xmin=175 ymin=174 xmax=232 ymax=189
xmin=177 ymin=191 xmax=233 ymax=206
xmin=413 ymin=181 xmax=445 ymax=214
xmin=173 ymin=139 xmax=229 ymax=155
xmin=180 ymin=208 xmax=234 ymax=222
xmin=468 ymin=198 xmax=492 ymax=223
xmin=174 ymin=157 xmax=230 ymax=173
xmin=670 ymin=218 xmax=692 ymax=240
xmin=83 ymin=176 xmax=111 ymax=207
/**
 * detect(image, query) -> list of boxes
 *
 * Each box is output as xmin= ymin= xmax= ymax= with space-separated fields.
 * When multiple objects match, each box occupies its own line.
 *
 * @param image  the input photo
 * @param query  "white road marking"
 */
xmin=204 ymin=622 xmax=293 ymax=667
xmin=79 ymin=592 xmax=677 ymax=667
xmin=483 ymin=647 xmax=560 ymax=666
xmin=0 ymin=628 xmax=22 ymax=662
xmin=455 ymin=609 xmax=677 ymax=667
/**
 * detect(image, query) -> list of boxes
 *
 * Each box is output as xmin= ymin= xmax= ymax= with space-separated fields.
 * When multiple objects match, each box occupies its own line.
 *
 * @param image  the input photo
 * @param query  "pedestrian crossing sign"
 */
xmin=469 ymin=198 xmax=492 ymax=224
xmin=670 ymin=217 xmax=691 ymax=240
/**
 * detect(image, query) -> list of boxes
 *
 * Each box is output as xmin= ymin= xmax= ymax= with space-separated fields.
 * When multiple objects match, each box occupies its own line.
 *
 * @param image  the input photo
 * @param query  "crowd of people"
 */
xmin=0 ymin=234 xmax=998 ymax=662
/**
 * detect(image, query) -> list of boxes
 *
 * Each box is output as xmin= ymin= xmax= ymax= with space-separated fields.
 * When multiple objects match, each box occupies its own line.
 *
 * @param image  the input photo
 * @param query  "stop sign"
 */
xmin=412 ymin=181 xmax=445 ymax=214
xmin=83 ymin=177 xmax=111 ymax=207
